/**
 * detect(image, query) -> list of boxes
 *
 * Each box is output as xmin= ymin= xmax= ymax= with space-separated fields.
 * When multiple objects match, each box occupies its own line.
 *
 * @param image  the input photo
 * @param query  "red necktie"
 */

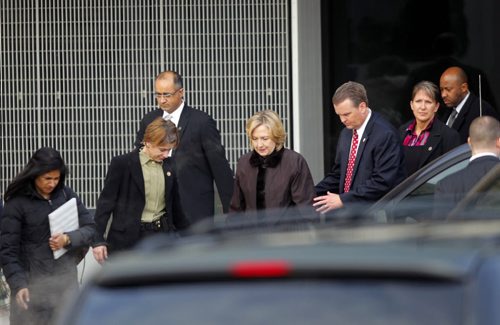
xmin=344 ymin=129 xmax=358 ymax=193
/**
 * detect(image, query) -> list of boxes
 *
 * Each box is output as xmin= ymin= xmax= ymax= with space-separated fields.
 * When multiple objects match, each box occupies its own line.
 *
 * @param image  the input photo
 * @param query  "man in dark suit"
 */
xmin=439 ymin=66 xmax=499 ymax=143
xmin=314 ymin=81 xmax=406 ymax=213
xmin=135 ymin=70 xmax=234 ymax=225
xmin=434 ymin=116 xmax=500 ymax=208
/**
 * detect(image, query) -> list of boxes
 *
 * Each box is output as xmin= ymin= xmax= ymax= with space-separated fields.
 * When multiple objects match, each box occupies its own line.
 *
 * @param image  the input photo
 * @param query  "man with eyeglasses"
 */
xmin=135 ymin=70 xmax=234 ymax=225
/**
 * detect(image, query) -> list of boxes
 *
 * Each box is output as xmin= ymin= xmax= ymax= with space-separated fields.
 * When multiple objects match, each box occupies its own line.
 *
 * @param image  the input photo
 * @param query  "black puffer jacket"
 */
xmin=0 ymin=186 xmax=95 ymax=296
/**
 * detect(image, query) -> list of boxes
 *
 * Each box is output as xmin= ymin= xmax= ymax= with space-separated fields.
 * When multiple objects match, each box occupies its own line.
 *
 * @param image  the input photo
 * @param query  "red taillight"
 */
xmin=230 ymin=260 xmax=291 ymax=278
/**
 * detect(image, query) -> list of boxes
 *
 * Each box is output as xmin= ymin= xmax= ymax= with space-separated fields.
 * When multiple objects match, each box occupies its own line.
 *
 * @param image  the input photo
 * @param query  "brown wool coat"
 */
xmin=230 ymin=148 xmax=316 ymax=212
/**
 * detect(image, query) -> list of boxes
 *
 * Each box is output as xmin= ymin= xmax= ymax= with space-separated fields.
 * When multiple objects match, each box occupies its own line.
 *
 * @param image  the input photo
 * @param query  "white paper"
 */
xmin=48 ymin=198 xmax=79 ymax=259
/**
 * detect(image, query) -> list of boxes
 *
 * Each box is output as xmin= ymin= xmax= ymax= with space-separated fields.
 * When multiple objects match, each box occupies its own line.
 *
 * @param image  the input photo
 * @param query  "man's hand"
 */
xmin=313 ymin=191 xmax=344 ymax=213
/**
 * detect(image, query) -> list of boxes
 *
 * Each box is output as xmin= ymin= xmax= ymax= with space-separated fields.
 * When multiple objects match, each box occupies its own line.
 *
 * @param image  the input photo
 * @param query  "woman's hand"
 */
xmin=16 ymin=288 xmax=30 ymax=310
xmin=49 ymin=233 xmax=70 ymax=251
xmin=92 ymin=245 xmax=108 ymax=264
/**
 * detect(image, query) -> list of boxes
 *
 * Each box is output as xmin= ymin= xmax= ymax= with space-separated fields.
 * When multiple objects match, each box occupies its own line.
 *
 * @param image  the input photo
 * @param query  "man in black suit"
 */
xmin=434 ymin=116 xmax=500 ymax=208
xmin=314 ymin=81 xmax=406 ymax=213
xmin=135 ymin=70 xmax=233 ymax=225
xmin=439 ymin=66 xmax=499 ymax=143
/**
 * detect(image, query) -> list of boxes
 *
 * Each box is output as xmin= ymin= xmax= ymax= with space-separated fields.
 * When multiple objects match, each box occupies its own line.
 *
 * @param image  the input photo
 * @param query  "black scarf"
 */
xmin=249 ymin=148 xmax=284 ymax=210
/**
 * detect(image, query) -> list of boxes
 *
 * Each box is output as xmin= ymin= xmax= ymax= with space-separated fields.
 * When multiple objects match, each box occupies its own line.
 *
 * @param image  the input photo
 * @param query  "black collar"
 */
xmin=249 ymin=148 xmax=284 ymax=168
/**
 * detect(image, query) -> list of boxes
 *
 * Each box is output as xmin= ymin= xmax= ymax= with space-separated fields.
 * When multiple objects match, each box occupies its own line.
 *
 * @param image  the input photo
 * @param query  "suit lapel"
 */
xmin=163 ymin=157 xmax=173 ymax=198
xmin=352 ymin=113 xmax=375 ymax=175
xmin=173 ymin=105 xmax=192 ymax=156
xmin=419 ymin=131 xmax=441 ymax=168
xmin=453 ymin=94 xmax=473 ymax=131
xmin=339 ymin=129 xmax=352 ymax=189
xmin=176 ymin=105 xmax=192 ymax=141
xmin=130 ymin=151 xmax=145 ymax=195
xmin=339 ymin=113 xmax=375 ymax=192
xmin=413 ymin=119 xmax=444 ymax=168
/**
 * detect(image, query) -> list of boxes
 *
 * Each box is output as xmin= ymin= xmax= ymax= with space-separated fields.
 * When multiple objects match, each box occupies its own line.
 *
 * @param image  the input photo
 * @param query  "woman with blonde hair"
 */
xmin=230 ymin=110 xmax=315 ymax=213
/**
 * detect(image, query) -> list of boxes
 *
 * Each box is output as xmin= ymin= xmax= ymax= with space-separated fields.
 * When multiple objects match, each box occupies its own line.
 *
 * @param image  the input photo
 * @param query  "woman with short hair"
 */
xmin=92 ymin=117 xmax=189 ymax=264
xmin=400 ymin=81 xmax=461 ymax=175
xmin=230 ymin=110 xmax=316 ymax=213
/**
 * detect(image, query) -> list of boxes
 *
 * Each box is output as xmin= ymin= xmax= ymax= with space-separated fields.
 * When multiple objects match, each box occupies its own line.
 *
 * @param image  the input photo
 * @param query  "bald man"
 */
xmin=434 ymin=116 xmax=500 ymax=209
xmin=439 ymin=66 xmax=499 ymax=143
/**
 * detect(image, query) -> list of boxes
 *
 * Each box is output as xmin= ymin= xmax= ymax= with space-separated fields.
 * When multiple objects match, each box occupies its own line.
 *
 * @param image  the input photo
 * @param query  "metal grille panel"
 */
xmin=1 ymin=1 xmax=291 ymax=208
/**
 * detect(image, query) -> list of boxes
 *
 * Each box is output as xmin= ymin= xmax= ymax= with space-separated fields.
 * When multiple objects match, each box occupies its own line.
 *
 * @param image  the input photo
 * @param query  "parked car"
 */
xmin=55 ymin=217 xmax=500 ymax=325
xmin=446 ymin=163 xmax=500 ymax=220
xmin=55 ymin=144 xmax=500 ymax=325
xmin=370 ymin=143 xmax=472 ymax=222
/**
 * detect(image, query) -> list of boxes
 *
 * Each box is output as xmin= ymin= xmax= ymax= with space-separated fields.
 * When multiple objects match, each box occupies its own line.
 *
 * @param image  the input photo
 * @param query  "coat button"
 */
xmin=428 ymin=146 xmax=432 ymax=151
xmin=166 ymin=171 xmax=171 ymax=177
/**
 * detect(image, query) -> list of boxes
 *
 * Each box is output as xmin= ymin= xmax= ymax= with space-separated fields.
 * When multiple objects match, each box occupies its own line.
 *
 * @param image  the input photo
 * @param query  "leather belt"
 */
xmin=140 ymin=219 xmax=162 ymax=232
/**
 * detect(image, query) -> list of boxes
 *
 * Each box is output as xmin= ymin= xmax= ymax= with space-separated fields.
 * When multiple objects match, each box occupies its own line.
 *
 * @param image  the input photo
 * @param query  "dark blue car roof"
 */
xmin=93 ymin=220 xmax=500 ymax=286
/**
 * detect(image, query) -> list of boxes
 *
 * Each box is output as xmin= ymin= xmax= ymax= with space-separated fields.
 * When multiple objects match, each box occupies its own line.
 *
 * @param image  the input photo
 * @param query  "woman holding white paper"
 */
xmin=0 ymin=147 xmax=95 ymax=325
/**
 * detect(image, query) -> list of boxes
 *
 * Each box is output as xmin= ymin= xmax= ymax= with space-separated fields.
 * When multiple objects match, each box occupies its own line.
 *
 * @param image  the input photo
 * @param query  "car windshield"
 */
xmin=71 ymin=280 xmax=463 ymax=325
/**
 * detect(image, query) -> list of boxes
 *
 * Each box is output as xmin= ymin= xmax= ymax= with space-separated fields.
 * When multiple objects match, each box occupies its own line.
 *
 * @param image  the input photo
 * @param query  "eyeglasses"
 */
xmin=155 ymin=88 xmax=182 ymax=99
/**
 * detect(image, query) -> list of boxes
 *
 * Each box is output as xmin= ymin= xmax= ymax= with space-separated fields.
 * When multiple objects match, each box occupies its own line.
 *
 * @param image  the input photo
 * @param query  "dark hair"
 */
xmin=4 ymin=147 xmax=68 ymax=201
